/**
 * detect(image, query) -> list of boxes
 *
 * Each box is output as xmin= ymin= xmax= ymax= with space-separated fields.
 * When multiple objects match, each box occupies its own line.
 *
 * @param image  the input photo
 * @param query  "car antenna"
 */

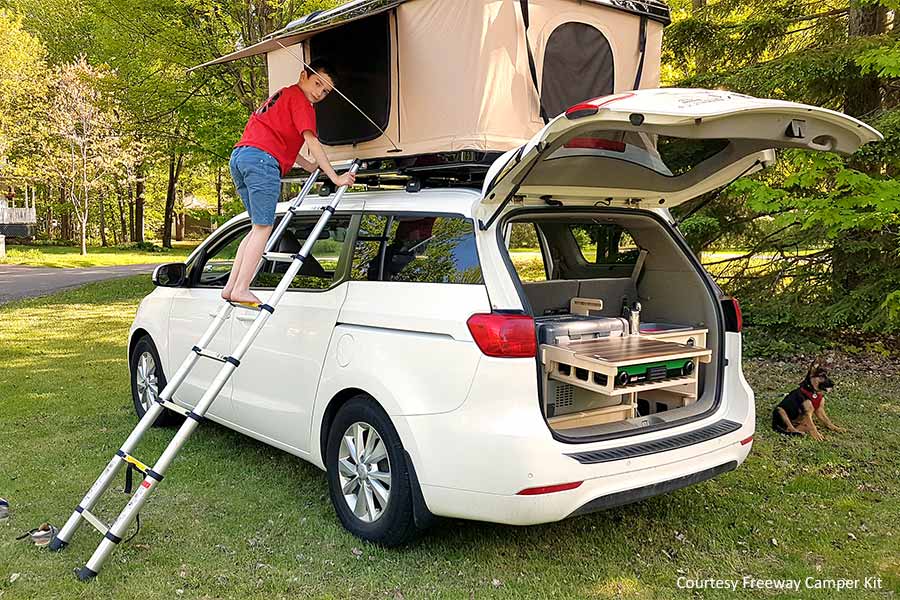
xmin=275 ymin=40 xmax=403 ymax=154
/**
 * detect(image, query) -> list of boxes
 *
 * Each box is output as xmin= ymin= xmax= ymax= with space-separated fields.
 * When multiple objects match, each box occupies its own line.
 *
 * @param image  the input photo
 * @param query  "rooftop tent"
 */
xmin=195 ymin=0 xmax=670 ymax=165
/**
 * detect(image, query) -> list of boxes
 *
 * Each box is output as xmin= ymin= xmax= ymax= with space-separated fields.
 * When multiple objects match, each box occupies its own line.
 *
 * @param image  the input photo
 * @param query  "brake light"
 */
xmin=565 ymin=103 xmax=600 ymax=119
xmin=466 ymin=313 xmax=536 ymax=358
xmin=565 ymin=93 xmax=635 ymax=119
xmin=722 ymin=297 xmax=743 ymax=333
xmin=564 ymin=138 xmax=626 ymax=152
xmin=517 ymin=481 xmax=583 ymax=495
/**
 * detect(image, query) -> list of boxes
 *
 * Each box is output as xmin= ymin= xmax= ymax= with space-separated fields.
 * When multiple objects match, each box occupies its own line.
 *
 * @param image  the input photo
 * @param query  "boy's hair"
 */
xmin=306 ymin=58 xmax=337 ymax=84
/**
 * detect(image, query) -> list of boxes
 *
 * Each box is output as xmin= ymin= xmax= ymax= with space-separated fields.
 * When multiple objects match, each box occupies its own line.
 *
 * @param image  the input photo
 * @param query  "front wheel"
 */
xmin=325 ymin=395 xmax=418 ymax=546
xmin=130 ymin=335 xmax=178 ymax=427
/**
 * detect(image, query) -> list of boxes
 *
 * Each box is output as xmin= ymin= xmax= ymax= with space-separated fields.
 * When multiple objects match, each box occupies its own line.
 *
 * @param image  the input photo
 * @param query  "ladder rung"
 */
xmin=226 ymin=301 xmax=274 ymax=315
xmin=77 ymin=507 xmax=109 ymax=536
xmin=191 ymin=346 xmax=237 ymax=365
xmin=156 ymin=398 xmax=189 ymax=417
xmin=228 ymin=301 xmax=260 ymax=311
xmin=262 ymin=252 xmax=300 ymax=263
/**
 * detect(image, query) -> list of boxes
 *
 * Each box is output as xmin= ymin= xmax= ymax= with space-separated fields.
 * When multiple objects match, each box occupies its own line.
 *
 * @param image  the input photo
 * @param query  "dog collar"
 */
xmin=800 ymin=386 xmax=823 ymax=409
xmin=800 ymin=387 xmax=819 ymax=400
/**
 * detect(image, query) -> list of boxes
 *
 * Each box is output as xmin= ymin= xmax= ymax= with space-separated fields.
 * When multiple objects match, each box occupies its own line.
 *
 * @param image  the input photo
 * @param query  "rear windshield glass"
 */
xmin=546 ymin=130 xmax=729 ymax=177
xmin=569 ymin=223 xmax=638 ymax=266
xmin=352 ymin=215 xmax=483 ymax=284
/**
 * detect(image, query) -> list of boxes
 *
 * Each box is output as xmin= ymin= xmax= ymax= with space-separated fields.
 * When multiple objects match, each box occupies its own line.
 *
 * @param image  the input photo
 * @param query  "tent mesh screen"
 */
xmin=310 ymin=13 xmax=392 ymax=145
xmin=540 ymin=22 xmax=614 ymax=118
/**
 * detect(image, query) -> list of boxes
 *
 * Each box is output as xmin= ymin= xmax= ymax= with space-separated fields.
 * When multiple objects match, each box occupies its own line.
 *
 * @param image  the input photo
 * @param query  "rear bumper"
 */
xmin=568 ymin=460 xmax=737 ymax=517
xmin=417 ymin=431 xmax=751 ymax=526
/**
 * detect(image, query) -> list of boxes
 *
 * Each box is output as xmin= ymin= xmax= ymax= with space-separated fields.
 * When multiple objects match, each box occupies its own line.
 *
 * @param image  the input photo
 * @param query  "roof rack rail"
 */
xmin=283 ymin=150 xmax=503 ymax=190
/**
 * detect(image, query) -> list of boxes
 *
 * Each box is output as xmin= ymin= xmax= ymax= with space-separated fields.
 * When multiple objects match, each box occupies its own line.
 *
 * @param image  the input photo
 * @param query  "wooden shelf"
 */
xmin=549 ymin=403 xmax=635 ymax=429
xmin=541 ymin=334 xmax=711 ymax=398
xmin=639 ymin=328 xmax=710 ymax=363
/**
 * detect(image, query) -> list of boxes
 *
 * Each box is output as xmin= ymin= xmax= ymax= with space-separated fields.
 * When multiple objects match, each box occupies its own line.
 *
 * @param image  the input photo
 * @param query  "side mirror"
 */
xmin=152 ymin=262 xmax=187 ymax=287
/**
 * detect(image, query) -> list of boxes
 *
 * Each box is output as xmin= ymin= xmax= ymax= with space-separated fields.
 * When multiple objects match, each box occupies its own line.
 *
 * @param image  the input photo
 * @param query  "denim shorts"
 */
xmin=229 ymin=146 xmax=281 ymax=226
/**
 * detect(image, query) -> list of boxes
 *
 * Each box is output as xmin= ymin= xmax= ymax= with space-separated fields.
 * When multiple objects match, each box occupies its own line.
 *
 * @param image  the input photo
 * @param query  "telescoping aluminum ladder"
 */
xmin=49 ymin=160 xmax=360 ymax=581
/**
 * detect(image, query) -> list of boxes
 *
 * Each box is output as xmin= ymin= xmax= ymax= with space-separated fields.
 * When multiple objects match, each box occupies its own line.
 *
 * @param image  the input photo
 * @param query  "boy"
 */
xmin=224 ymin=58 xmax=355 ymax=305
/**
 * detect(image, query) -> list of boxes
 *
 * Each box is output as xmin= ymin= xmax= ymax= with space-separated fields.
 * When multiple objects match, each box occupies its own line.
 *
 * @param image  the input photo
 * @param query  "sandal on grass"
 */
xmin=16 ymin=523 xmax=58 ymax=547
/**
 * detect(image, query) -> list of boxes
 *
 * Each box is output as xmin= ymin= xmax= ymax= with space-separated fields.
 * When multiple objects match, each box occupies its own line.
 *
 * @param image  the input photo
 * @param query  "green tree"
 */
xmin=43 ymin=57 xmax=121 ymax=254
xmin=666 ymin=0 xmax=900 ymax=334
xmin=0 ymin=9 xmax=49 ymax=181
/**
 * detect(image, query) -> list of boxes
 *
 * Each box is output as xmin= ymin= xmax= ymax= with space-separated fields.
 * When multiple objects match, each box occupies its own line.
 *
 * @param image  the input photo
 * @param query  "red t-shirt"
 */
xmin=235 ymin=85 xmax=317 ymax=175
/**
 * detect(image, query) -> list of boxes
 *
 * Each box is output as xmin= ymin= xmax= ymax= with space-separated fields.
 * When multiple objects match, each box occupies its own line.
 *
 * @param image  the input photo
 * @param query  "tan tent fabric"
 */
xmin=262 ymin=0 xmax=665 ymax=164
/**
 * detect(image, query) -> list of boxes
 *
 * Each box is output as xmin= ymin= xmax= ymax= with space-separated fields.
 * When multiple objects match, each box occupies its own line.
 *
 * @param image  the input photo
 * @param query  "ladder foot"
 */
xmin=75 ymin=566 xmax=97 ymax=582
xmin=48 ymin=536 xmax=68 ymax=551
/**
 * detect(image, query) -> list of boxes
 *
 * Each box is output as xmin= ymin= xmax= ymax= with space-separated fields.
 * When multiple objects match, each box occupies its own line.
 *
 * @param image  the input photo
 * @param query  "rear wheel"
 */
xmin=130 ymin=335 xmax=178 ymax=427
xmin=326 ymin=395 xmax=418 ymax=546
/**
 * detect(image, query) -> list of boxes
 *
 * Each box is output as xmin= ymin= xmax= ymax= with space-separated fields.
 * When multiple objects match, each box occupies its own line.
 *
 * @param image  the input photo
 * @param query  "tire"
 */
xmin=325 ymin=395 xmax=418 ymax=547
xmin=130 ymin=335 xmax=179 ymax=427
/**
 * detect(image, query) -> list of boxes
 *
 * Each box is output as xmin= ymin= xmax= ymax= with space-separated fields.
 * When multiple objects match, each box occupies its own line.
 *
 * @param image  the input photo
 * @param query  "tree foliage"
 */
xmin=666 ymin=0 xmax=900 ymax=336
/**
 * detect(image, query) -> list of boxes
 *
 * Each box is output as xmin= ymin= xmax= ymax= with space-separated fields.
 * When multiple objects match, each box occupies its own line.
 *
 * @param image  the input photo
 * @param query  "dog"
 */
xmin=771 ymin=360 xmax=846 ymax=440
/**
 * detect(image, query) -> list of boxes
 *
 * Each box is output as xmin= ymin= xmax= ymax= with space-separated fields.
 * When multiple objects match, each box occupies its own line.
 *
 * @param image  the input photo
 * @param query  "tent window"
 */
xmin=540 ymin=23 xmax=614 ymax=119
xmin=309 ymin=13 xmax=391 ymax=145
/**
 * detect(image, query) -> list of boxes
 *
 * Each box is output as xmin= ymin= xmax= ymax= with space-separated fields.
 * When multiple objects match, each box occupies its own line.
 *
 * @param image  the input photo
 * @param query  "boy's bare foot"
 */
xmin=221 ymin=287 xmax=233 ymax=301
xmin=229 ymin=290 xmax=261 ymax=306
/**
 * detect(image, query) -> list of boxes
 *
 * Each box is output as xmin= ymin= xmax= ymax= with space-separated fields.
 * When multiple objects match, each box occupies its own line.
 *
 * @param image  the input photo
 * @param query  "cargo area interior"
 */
xmin=504 ymin=211 xmax=720 ymax=439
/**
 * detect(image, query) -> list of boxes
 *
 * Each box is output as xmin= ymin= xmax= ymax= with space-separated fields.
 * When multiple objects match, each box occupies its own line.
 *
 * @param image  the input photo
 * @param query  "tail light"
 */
xmin=722 ymin=297 xmax=743 ymax=332
xmin=466 ymin=313 xmax=536 ymax=358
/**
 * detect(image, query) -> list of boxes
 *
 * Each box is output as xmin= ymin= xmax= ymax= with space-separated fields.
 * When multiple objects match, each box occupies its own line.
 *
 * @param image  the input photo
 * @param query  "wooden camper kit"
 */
xmin=536 ymin=297 xmax=711 ymax=431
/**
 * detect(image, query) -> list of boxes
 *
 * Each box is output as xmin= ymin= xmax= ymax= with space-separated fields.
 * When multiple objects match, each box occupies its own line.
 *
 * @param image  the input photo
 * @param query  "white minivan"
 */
xmin=130 ymin=89 xmax=880 ymax=545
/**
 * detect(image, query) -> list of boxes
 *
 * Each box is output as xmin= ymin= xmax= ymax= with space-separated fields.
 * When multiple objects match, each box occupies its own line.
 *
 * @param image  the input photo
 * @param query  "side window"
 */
xmin=195 ymin=226 xmax=249 ymax=287
xmin=351 ymin=214 xmax=483 ymax=284
xmin=253 ymin=214 xmax=352 ymax=290
xmin=508 ymin=222 xmax=547 ymax=283
xmin=569 ymin=223 xmax=638 ymax=267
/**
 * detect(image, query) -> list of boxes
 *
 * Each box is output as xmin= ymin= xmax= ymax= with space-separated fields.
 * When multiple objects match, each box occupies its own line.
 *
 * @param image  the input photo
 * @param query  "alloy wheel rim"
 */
xmin=338 ymin=421 xmax=391 ymax=523
xmin=135 ymin=351 xmax=159 ymax=411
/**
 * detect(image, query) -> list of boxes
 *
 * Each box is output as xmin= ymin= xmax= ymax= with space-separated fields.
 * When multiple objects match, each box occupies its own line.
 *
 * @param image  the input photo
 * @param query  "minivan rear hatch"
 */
xmin=479 ymin=88 xmax=881 ymax=222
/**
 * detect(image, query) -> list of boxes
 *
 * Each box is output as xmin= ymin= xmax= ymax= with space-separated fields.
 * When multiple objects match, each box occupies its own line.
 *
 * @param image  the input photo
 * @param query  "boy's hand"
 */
xmin=331 ymin=172 xmax=356 ymax=188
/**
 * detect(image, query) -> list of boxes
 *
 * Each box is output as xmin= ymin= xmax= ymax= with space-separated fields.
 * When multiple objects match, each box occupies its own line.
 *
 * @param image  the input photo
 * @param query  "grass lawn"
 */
xmin=0 ymin=242 xmax=198 ymax=269
xmin=1 ymin=278 xmax=898 ymax=599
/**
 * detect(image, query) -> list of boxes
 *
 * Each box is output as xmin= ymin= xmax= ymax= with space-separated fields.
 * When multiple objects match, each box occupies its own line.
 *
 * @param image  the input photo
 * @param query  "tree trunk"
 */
xmin=80 ymin=218 xmax=87 ymax=256
xmin=99 ymin=191 xmax=108 ymax=247
xmin=844 ymin=4 xmax=886 ymax=118
xmin=117 ymin=186 xmax=127 ymax=243
xmin=216 ymin=164 xmax=223 ymax=217
xmin=832 ymin=1 xmax=888 ymax=294
xmin=135 ymin=161 xmax=145 ymax=243
xmin=59 ymin=186 xmax=70 ymax=241
xmin=162 ymin=152 xmax=184 ymax=249
xmin=175 ymin=212 xmax=185 ymax=241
